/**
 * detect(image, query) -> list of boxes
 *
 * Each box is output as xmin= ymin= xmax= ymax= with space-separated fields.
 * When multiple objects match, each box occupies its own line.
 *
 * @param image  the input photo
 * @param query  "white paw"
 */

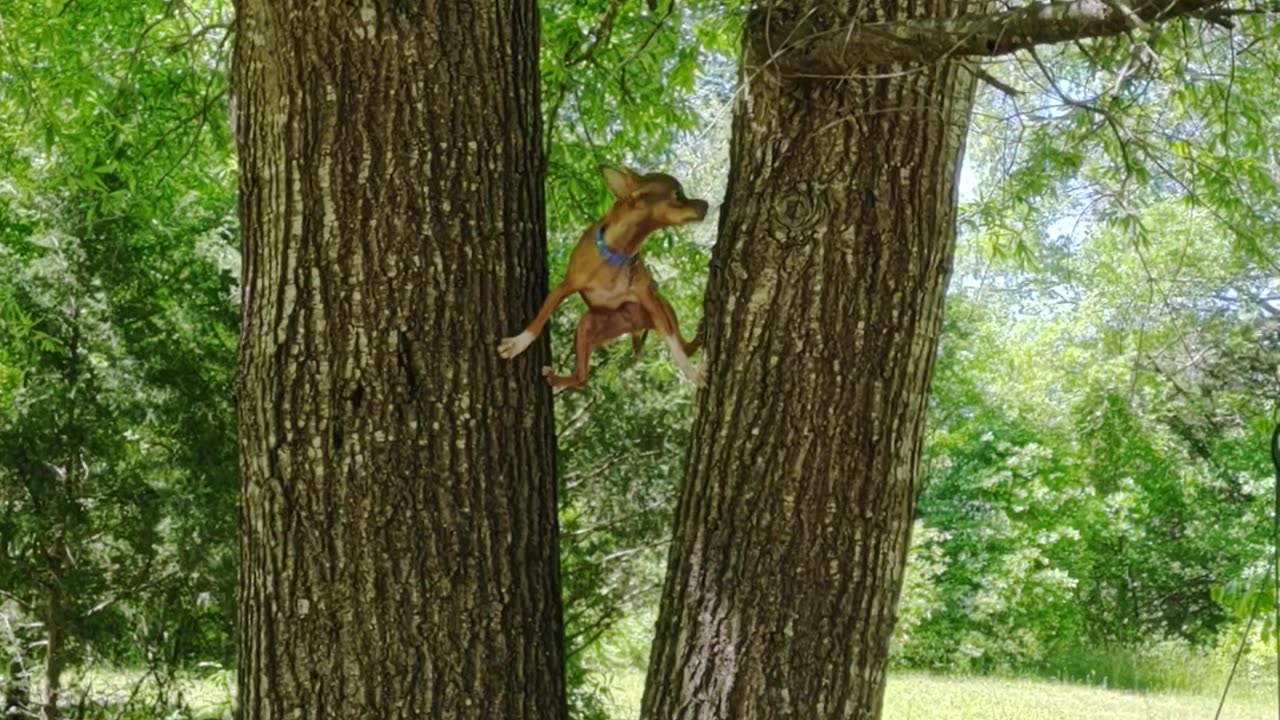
xmin=498 ymin=331 xmax=535 ymax=359
xmin=664 ymin=334 xmax=705 ymax=388
xmin=681 ymin=361 xmax=706 ymax=388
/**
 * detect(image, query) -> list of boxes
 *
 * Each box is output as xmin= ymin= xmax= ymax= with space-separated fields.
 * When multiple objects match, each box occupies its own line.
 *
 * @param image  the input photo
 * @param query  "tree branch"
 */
xmin=966 ymin=63 xmax=1023 ymax=96
xmin=565 ymin=0 xmax=626 ymax=67
xmin=774 ymin=0 xmax=1230 ymax=75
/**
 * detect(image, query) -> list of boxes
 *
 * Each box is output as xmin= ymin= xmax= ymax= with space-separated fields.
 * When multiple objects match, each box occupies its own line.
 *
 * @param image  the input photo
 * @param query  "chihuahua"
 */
xmin=498 ymin=166 xmax=707 ymax=389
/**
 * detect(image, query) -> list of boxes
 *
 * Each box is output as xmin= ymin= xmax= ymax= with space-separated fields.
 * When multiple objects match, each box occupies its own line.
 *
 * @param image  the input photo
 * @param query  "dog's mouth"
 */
xmin=652 ymin=198 xmax=710 ymax=227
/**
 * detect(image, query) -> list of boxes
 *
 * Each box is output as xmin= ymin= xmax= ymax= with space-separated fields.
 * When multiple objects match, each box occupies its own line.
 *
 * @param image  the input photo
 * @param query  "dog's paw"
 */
xmin=540 ymin=366 xmax=553 ymax=377
xmin=683 ymin=362 xmax=706 ymax=388
xmin=498 ymin=331 xmax=534 ymax=359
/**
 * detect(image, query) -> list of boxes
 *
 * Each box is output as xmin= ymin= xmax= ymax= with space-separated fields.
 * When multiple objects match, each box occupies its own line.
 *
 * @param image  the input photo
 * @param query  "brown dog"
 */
xmin=498 ymin=166 xmax=707 ymax=388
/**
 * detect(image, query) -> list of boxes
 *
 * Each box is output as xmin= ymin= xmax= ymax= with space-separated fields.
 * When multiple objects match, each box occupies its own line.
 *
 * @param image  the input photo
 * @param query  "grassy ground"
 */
xmin=882 ymin=673 xmax=1274 ymax=720
xmin=56 ymin=667 xmax=235 ymax=719
xmin=58 ymin=665 xmax=1278 ymax=719
xmin=601 ymin=670 xmax=1277 ymax=720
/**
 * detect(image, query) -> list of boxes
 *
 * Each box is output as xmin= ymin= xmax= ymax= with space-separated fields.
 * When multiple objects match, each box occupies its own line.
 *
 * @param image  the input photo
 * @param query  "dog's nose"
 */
xmin=690 ymin=199 xmax=709 ymax=220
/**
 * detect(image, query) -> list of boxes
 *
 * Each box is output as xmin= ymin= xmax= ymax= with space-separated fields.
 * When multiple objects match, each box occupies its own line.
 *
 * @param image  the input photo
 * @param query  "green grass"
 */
xmin=1029 ymin=642 xmax=1278 ymax=698
xmin=51 ymin=664 xmax=1280 ymax=720
xmin=883 ymin=673 xmax=1274 ymax=720
xmin=50 ymin=666 xmax=235 ymax=719
xmin=600 ymin=671 xmax=1277 ymax=720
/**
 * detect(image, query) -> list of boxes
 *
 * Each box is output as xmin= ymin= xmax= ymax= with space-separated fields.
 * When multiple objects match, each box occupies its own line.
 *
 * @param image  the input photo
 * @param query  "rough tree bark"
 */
xmin=641 ymin=0 xmax=1236 ymax=718
xmin=232 ymin=2 xmax=564 ymax=719
xmin=641 ymin=11 xmax=975 ymax=718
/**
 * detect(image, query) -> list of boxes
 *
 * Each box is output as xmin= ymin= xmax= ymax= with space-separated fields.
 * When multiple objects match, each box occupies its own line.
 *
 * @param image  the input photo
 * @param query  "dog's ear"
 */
xmin=600 ymin=165 xmax=639 ymax=199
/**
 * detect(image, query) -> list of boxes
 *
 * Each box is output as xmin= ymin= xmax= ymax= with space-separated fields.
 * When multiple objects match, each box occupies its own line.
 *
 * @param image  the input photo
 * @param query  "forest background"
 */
xmin=1 ymin=0 xmax=1278 ymax=718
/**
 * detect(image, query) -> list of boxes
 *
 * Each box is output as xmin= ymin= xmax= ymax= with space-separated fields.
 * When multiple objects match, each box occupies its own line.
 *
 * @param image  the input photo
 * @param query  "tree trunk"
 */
xmin=232 ymin=2 xmax=564 ymax=719
xmin=641 ymin=6 xmax=977 ymax=718
xmin=41 ymin=546 xmax=63 ymax=720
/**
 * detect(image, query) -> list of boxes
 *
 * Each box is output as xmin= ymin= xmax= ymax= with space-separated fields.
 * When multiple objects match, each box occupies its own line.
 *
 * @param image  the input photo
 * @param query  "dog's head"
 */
xmin=600 ymin=165 xmax=709 ymax=228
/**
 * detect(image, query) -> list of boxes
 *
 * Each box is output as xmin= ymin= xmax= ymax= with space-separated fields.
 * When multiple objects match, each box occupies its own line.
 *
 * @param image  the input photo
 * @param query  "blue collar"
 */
xmin=595 ymin=225 xmax=638 ymax=268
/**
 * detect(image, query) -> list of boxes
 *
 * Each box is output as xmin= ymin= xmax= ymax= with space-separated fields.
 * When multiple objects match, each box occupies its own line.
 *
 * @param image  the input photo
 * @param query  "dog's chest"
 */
xmin=580 ymin=267 xmax=636 ymax=309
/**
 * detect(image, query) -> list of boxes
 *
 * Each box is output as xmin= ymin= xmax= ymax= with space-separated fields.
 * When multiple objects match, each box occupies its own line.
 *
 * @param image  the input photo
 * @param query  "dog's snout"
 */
xmin=690 ymin=199 xmax=709 ymax=220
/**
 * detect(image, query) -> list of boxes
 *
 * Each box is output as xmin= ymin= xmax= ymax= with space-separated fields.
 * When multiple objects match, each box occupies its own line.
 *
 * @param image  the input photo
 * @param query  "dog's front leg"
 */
xmin=499 ymin=282 xmax=574 ymax=359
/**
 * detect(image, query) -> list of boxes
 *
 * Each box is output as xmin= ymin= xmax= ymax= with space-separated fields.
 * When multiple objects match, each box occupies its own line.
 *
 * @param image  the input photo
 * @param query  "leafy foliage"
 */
xmin=0 ymin=0 xmax=236 ymax=713
xmin=878 ymin=17 xmax=1280 ymax=675
xmin=897 ymin=189 xmax=1278 ymax=670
